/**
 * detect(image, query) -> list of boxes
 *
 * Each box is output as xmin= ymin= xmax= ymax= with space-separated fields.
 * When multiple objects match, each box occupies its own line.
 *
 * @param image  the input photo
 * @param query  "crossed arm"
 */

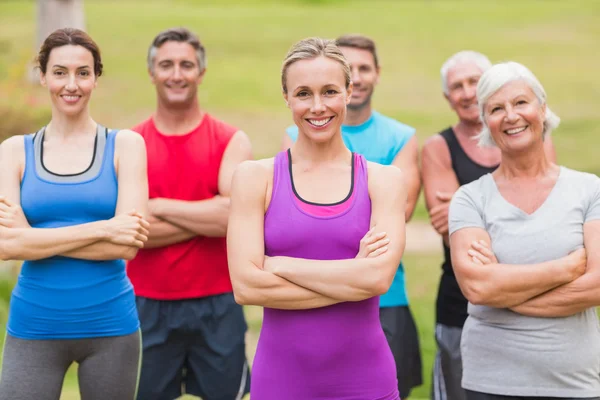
xmin=465 ymin=221 xmax=600 ymax=317
xmin=144 ymin=130 xmax=252 ymax=248
xmin=227 ymin=160 xmax=406 ymax=309
xmin=392 ymin=135 xmax=420 ymax=222
xmin=0 ymin=130 xmax=149 ymax=261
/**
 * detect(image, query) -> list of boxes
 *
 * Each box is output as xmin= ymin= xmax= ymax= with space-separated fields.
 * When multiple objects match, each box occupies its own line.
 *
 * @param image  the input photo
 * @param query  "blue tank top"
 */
xmin=286 ymin=111 xmax=415 ymax=307
xmin=8 ymin=125 xmax=139 ymax=339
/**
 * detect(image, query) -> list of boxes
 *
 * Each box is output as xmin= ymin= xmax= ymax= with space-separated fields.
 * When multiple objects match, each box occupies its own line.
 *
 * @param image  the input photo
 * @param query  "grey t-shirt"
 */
xmin=449 ymin=166 xmax=600 ymax=397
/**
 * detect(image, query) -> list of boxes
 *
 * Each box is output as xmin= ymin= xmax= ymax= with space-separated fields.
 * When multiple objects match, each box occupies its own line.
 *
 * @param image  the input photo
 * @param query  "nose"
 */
xmin=464 ymin=83 xmax=476 ymax=100
xmin=310 ymin=95 xmax=326 ymax=114
xmin=171 ymin=65 xmax=183 ymax=80
xmin=65 ymin=73 xmax=77 ymax=92
xmin=505 ymin=106 xmax=519 ymax=123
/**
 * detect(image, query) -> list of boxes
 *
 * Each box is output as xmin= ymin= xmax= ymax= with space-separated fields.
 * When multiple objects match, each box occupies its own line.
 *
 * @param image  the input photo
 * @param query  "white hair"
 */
xmin=440 ymin=50 xmax=492 ymax=94
xmin=476 ymin=61 xmax=560 ymax=147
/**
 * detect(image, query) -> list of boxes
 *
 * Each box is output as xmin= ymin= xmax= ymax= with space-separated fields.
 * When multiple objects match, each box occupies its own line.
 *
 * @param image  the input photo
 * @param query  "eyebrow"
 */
xmin=51 ymin=64 xmax=91 ymax=69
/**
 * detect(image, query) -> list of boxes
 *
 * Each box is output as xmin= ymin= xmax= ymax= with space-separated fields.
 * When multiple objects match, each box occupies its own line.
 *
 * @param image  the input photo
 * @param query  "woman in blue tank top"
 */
xmin=0 ymin=29 xmax=149 ymax=400
xmin=227 ymin=38 xmax=407 ymax=400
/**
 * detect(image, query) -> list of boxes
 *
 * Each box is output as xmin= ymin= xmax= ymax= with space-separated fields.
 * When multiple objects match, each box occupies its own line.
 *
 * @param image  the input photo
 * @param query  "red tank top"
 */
xmin=128 ymin=114 xmax=236 ymax=300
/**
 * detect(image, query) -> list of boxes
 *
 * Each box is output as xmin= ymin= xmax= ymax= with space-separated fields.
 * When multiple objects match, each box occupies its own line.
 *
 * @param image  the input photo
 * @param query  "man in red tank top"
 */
xmin=128 ymin=28 xmax=253 ymax=400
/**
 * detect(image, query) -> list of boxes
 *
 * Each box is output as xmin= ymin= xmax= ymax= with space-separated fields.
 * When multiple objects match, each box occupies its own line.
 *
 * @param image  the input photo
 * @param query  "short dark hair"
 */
xmin=37 ymin=28 xmax=103 ymax=76
xmin=147 ymin=27 xmax=206 ymax=72
xmin=335 ymin=34 xmax=379 ymax=69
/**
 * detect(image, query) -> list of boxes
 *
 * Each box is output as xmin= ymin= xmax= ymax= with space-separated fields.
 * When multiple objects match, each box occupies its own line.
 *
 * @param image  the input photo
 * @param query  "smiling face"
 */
xmin=483 ymin=80 xmax=546 ymax=154
xmin=340 ymin=46 xmax=379 ymax=110
xmin=150 ymin=41 xmax=204 ymax=108
xmin=284 ymin=56 xmax=352 ymax=143
xmin=40 ymin=44 xmax=97 ymax=117
xmin=444 ymin=61 xmax=484 ymax=124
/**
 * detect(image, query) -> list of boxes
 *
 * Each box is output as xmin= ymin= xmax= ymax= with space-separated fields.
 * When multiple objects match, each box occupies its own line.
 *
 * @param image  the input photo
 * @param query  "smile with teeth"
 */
xmin=61 ymin=95 xmax=81 ymax=102
xmin=307 ymin=117 xmax=333 ymax=127
xmin=505 ymin=126 xmax=527 ymax=135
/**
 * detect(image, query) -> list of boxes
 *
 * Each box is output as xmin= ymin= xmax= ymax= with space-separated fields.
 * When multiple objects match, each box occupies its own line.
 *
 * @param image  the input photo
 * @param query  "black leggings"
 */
xmin=0 ymin=331 xmax=141 ymax=400
xmin=466 ymin=389 xmax=600 ymax=400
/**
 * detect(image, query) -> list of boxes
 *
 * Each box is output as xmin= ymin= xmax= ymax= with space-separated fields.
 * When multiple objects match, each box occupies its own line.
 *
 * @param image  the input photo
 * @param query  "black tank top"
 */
xmin=436 ymin=127 xmax=498 ymax=327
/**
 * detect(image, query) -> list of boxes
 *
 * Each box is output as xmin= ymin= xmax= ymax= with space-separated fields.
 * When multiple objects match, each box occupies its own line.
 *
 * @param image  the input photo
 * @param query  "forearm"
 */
xmin=511 ymin=271 xmax=600 ymax=317
xmin=461 ymin=260 xmax=576 ymax=308
xmin=405 ymin=176 xmax=421 ymax=222
xmin=145 ymin=219 xmax=196 ymax=249
xmin=234 ymin=267 xmax=340 ymax=310
xmin=0 ymin=222 xmax=106 ymax=261
xmin=156 ymin=197 xmax=229 ymax=237
xmin=270 ymin=256 xmax=391 ymax=302
xmin=62 ymin=241 xmax=139 ymax=261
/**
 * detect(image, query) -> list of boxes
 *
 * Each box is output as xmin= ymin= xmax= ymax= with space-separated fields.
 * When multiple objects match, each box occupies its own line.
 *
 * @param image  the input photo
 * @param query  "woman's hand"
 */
xmin=356 ymin=227 xmax=390 ymax=259
xmin=467 ymin=240 xmax=498 ymax=265
xmin=560 ymin=248 xmax=587 ymax=280
xmin=0 ymin=196 xmax=31 ymax=228
xmin=103 ymin=209 xmax=150 ymax=248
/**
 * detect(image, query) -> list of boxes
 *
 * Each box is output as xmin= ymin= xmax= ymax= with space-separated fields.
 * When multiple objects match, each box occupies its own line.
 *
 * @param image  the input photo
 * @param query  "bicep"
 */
xmin=218 ymin=131 xmax=253 ymax=197
xmin=583 ymin=220 xmax=600 ymax=273
xmin=369 ymin=166 xmax=406 ymax=264
xmin=115 ymin=130 xmax=149 ymax=216
xmin=449 ymin=227 xmax=492 ymax=282
xmin=421 ymin=138 xmax=460 ymax=210
xmin=0 ymin=137 xmax=24 ymax=204
xmin=227 ymin=163 xmax=267 ymax=279
xmin=392 ymin=136 xmax=420 ymax=189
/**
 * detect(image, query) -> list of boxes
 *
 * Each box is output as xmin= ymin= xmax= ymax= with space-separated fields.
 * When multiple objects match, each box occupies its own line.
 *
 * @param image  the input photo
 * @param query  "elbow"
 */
xmin=0 ymin=238 xmax=19 ymax=261
xmin=232 ymin=284 xmax=258 ymax=306
xmin=121 ymin=247 xmax=139 ymax=261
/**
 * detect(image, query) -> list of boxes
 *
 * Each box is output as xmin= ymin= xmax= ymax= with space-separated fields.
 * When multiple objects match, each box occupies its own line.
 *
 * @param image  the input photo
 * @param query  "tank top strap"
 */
xmin=23 ymin=130 xmax=41 ymax=175
xmin=103 ymin=128 xmax=118 ymax=180
xmin=439 ymin=127 xmax=463 ymax=172
xmin=353 ymin=153 xmax=369 ymax=195
xmin=270 ymin=150 xmax=290 ymax=205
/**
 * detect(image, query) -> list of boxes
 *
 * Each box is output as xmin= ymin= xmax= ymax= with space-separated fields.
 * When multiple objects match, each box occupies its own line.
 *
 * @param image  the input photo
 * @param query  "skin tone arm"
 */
xmin=265 ymin=164 xmax=407 ymax=302
xmin=450 ymin=227 xmax=587 ymax=308
xmin=469 ymin=222 xmax=600 ymax=317
xmin=421 ymin=135 xmax=460 ymax=246
xmin=392 ymin=135 xmax=420 ymax=222
xmin=0 ymin=135 xmax=149 ymax=261
xmin=149 ymin=130 xmax=253 ymax=238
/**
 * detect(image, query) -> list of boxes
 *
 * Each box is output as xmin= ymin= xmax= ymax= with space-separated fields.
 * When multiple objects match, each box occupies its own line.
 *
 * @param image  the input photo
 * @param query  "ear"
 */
xmin=346 ymin=82 xmax=353 ymax=105
xmin=540 ymin=102 xmax=547 ymax=119
xmin=283 ymin=92 xmax=289 ymax=108
xmin=39 ymin=70 xmax=47 ymax=87
xmin=148 ymin=67 xmax=156 ymax=85
xmin=197 ymin=68 xmax=207 ymax=85
xmin=374 ymin=66 xmax=381 ymax=86
xmin=443 ymin=92 xmax=453 ymax=109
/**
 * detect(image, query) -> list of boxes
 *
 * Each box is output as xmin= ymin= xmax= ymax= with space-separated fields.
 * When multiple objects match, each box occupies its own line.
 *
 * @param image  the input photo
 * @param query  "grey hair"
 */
xmin=476 ymin=61 xmax=560 ymax=147
xmin=147 ymin=27 xmax=206 ymax=73
xmin=440 ymin=50 xmax=492 ymax=94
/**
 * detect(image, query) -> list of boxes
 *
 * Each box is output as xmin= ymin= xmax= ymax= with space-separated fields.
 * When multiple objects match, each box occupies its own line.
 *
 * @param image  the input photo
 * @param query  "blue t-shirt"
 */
xmin=286 ymin=111 xmax=415 ymax=307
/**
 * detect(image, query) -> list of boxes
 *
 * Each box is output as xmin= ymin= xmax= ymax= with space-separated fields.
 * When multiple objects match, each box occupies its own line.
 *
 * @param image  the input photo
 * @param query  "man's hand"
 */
xmin=429 ymin=191 xmax=454 ymax=235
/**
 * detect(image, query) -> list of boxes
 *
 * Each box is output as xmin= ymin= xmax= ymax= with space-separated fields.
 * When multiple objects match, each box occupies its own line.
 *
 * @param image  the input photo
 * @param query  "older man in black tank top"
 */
xmin=421 ymin=51 xmax=557 ymax=400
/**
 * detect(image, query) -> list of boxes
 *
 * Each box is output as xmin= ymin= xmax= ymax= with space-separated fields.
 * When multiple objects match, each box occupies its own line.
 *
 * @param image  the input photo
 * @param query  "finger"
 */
xmin=136 ymin=234 xmax=149 ymax=243
xmin=367 ymin=238 xmax=390 ymax=253
xmin=140 ymin=219 xmax=151 ymax=228
xmin=430 ymin=203 xmax=447 ymax=215
xmin=472 ymin=255 xmax=483 ymax=265
xmin=138 ymin=227 xmax=150 ymax=237
xmin=132 ymin=240 xmax=144 ymax=248
xmin=0 ymin=203 xmax=10 ymax=212
xmin=369 ymin=246 xmax=388 ymax=258
xmin=468 ymin=249 xmax=491 ymax=264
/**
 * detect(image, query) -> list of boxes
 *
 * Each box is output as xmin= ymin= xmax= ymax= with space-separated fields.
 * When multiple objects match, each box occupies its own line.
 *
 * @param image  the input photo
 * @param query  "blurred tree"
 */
xmin=30 ymin=0 xmax=85 ymax=82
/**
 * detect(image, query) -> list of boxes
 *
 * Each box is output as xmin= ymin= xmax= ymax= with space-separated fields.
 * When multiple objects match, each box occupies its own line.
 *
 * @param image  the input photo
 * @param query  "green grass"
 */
xmin=0 ymin=251 xmax=442 ymax=399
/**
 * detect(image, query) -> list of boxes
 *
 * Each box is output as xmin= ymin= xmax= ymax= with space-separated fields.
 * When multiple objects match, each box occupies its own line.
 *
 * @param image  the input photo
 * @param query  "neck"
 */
xmin=344 ymin=103 xmax=372 ymax=126
xmin=292 ymin=131 xmax=350 ymax=164
xmin=154 ymin=96 xmax=204 ymax=135
xmin=497 ymin=144 xmax=552 ymax=179
xmin=454 ymin=119 xmax=483 ymax=138
xmin=46 ymin=107 xmax=96 ymax=139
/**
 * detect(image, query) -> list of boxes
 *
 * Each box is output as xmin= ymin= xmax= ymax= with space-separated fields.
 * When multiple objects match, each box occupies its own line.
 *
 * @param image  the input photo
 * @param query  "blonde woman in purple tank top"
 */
xmin=227 ymin=38 xmax=407 ymax=400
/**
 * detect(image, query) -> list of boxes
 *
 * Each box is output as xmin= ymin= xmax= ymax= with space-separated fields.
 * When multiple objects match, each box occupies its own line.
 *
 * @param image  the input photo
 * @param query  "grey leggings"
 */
xmin=0 ymin=331 xmax=141 ymax=400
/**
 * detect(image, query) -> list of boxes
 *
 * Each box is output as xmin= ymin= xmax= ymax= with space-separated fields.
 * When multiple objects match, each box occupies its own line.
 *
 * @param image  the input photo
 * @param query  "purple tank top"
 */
xmin=252 ymin=150 xmax=399 ymax=400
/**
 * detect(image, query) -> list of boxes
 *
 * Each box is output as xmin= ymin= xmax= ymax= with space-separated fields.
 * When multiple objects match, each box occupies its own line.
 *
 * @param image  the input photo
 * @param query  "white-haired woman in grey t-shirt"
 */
xmin=448 ymin=61 xmax=600 ymax=400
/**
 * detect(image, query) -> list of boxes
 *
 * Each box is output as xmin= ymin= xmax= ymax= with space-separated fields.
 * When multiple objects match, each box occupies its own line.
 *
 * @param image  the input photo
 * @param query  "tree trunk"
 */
xmin=30 ymin=0 xmax=86 ymax=82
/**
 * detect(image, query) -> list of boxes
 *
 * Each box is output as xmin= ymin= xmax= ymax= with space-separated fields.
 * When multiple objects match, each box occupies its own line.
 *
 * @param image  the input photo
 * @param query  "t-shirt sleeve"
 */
xmin=389 ymin=123 xmax=416 ymax=160
xmin=584 ymin=174 xmax=600 ymax=222
xmin=286 ymin=125 xmax=299 ymax=142
xmin=448 ymin=184 xmax=485 ymax=235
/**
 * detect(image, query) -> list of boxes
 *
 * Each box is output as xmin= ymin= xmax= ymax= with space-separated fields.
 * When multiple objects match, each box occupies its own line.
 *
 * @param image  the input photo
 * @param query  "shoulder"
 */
xmin=0 ymin=134 xmax=26 ymax=153
xmin=421 ymin=133 xmax=451 ymax=162
xmin=451 ymin=174 xmax=490 ymax=207
xmin=373 ymin=111 xmax=416 ymax=137
xmin=204 ymin=113 xmax=239 ymax=135
xmin=114 ymin=129 xmax=147 ymax=159
xmin=131 ymin=117 xmax=153 ymax=136
xmin=231 ymin=158 xmax=274 ymax=197
xmin=559 ymin=166 xmax=600 ymax=195
xmin=367 ymin=161 xmax=405 ymax=192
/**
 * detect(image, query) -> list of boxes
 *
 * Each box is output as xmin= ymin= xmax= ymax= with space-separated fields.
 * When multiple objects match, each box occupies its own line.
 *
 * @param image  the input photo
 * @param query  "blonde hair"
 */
xmin=477 ymin=61 xmax=560 ymax=147
xmin=281 ymin=37 xmax=351 ymax=94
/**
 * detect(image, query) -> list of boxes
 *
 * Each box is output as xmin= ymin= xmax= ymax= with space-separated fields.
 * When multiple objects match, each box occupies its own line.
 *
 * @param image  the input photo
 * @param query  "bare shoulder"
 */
xmin=232 ymin=158 xmax=274 ymax=191
xmin=367 ymin=161 xmax=405 ymax=194
xmin=0 ymin=135 xmax=25 ymax=163
xmin=115 ymin=129 xmax=146 ymax=150
xmin=422 ymin=134 xmax=449 ymax=157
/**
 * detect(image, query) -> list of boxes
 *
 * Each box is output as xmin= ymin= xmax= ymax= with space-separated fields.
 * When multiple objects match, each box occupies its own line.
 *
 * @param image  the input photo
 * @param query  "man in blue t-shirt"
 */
xmin=282 ymin=34 xmax=422 ymax=399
